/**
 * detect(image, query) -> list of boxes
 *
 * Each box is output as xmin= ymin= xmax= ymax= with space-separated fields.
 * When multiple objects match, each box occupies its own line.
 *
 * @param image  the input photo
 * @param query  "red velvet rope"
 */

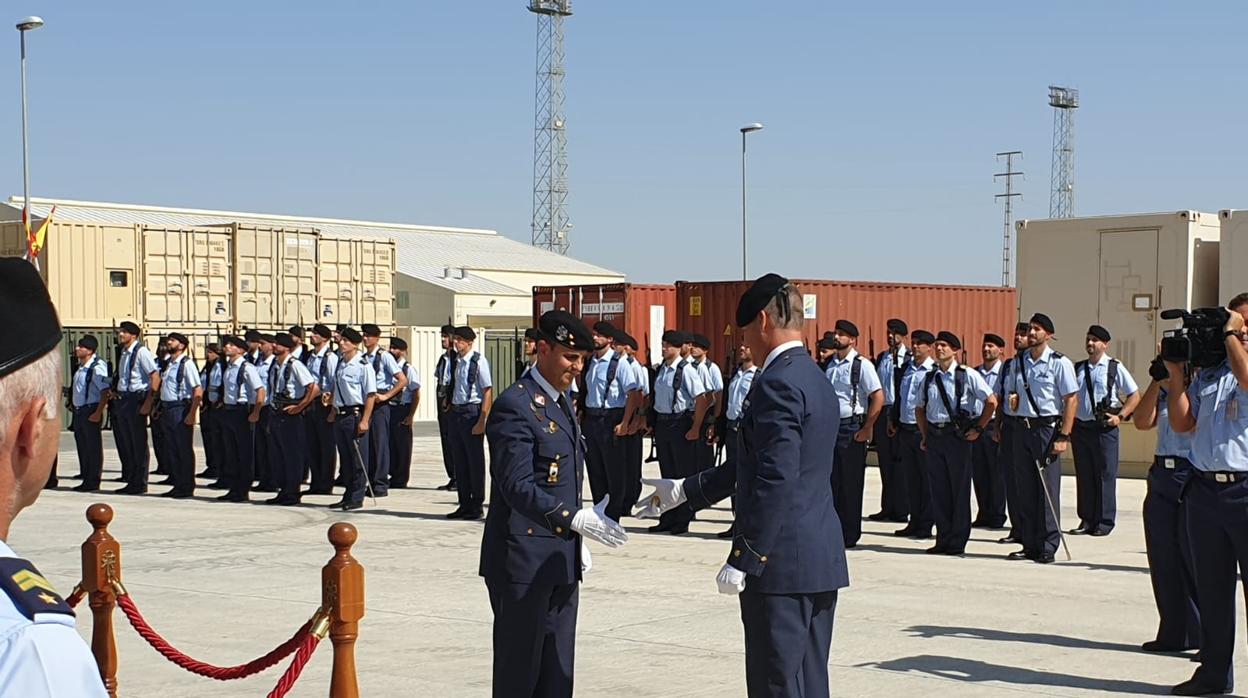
xmin=116 ymin=593 xmax=313 ymax=680
xmin=266 ymin=632 xmax=323 ymax=698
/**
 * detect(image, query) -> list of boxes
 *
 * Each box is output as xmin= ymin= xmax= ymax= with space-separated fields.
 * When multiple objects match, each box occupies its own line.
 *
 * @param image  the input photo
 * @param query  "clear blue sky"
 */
xmin=3 ymin=2 xmax=1244 ymax=285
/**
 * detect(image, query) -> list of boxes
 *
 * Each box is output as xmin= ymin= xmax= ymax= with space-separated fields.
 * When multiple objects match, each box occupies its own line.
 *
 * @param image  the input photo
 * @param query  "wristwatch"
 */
xmin=1226 ymin=330 xmax=1240 ymax=340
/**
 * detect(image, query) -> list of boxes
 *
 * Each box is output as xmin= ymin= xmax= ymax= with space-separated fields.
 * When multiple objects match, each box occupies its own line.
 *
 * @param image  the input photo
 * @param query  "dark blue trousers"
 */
xmin=624 ymin=430 xmax=644 ymax=515
xmin=832 ymin=418 xmax=867 ymax=547
xmin=1144 ymin=456 xmax=1200 ymax=649
xmin=925 ymin=428 xmax=974 ymax=553
xmin=584 ymin=409 xmax=629 ymax=520
xmin=655 ymin=414 xmax=695 ymax=529
xmin=158 ymin=404 xmax=195 ymax=495
xmin=971 ymin=425 xmax=1007 ymax=527
xmin=486 ymin=579 xmax=578 ymax=698
xmin=112 ymin=392 xmax=150 ymax=487
xmin=220 ymin=406 xmax=255 ymax=499
xmin=437 ymin=407 xmax=455 ymax=482
xmin=448 ymin=404 xmax=486 ymax=511
xmin=874 ymin=415 xmax=908 ymax=519
xmin=334 ymin=411 xmax=370 ymax=505
xmin=897 ymin=425 xmax=932 ymax=534
xmin=150 ymin=410 xmax=169 ymax=475
xmin=368 ymin=402 xmax=392 ymax=495
xmin=305 ymin=402 xmax=336 ymax=492
xmin=271 ymin=409 xmax=306 ymax=502
xmin=1012 ymin=422 xmax=1062 ymax=556
xmin=72 ymin=404 xmax=103 ymax=488
xmin=1073 ymin=421 xmax=1120 ymax=533
xmin=739 ymin=589 xmax=838 ymax=698
xmin=199 ymin=404 xmax=221 ymax=477
xmin=389 ymin=402 xmax=413 ymax=488
xmin=998 ymin=418 xmax=1022 ymax=538
xmin=255 ymin=409 xmax=273 ymax=488
xmin=1186 ymin=475 xmax=1248 ymax=692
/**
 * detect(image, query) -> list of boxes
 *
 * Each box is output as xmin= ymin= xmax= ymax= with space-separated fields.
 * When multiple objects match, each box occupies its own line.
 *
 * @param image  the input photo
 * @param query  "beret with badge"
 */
xmin=887 ymin=318 xmax=908 ymax=335
xmin=78 ymin=335 xmax=99 ymax=353
xmin=834 ymin=319 xmax=859 ymax=338
xmin=361 ymin=324 xmax=382 ymax=338
xmin=119 ymin=320 xmax=141 ymax=336
xmin=0 ymin=259 xmax=62 ymax=379
xmin=911 ymin=330 xmax=936 ymax=345
xmin=538 ymin=310 xmax=593 ymax=351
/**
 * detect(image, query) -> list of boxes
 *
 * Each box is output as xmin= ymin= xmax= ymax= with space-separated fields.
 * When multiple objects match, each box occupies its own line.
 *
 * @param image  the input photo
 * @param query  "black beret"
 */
xmin=984 ymin=333 xmax=1006 ymax=347
xmin=1030 ymin=313 xmax=1055 ymax=334
xmin=339 ymin=327 xmax=363 ymax=344
xmin=119 ymin=320 xmax=141 ymax=336
xmin=1087 ymin=324 xmax=1111 ymax=342
xmin=817 ymin=333 xmax=837 ymax=350
xmin=361 ymin=323 xmax=382 ymax=337
xmin=619 ymin=333 xmax=639 ymax=351
xmin=259 ymin=334 xmax=277 ymax=345
xmin=391 ymin=336 xmax=408 ymax=351
xmin=691 ymin=334 xmax=711 ymax=349
xmin=592 ymin=321 xmax=618 ymax=339
xmin=223 ymin=335 xmax=248 ymax=350
xmin=736 ymin=273 xmax=790 ymax=328
xmin=312 ymin=324 xmax=333 ymax=339
xmin=911 ymin=330 xmax=936 ymax=345
xmin=834 ymin=319 xmax=859 ymax=338
xmin=887 ymin=318 xmax=908 ymax=335
xmin=0 ymin=262 xmax=63 ymax=377
xmin=440 ymin=324 xmax=455 ymax=335
xmin=244 ymin=329 xmax=262 ymax=342
xmin=78 ymin=334 xmax=99 ymax=352
xmin=167 ymin=332 xmax=190 ymax=347
xmin=662 ymin=329 xmax=685 ymax=345
xmin=936 ymin=331 xmax=962 ymax=350
xmin=335 ymin=324 xmax=349 ymax=334
xmin=524 ymin=328 xmax=541 ymax=341
xmin=206 ymin=342 xmax=220 ymax=354
xmin=454 ymin=326 xmax=476 ymax=341
xmin=274 ymin=332 xmax=296 ymax=349
xmin=538 ymin=310 xmax=593 ymax=351
xmin=287 ymin=325 xmax=304 ymax=338
xmin=1014 ymin=322 xmax=1031 ymax=334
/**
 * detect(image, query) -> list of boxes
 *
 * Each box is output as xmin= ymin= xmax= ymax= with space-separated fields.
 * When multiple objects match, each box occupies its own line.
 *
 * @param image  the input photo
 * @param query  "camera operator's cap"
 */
xmin=77 ymin=335 xmax=99 ymax=352
xmin=984 ymin=333 xmax=1006 ymax=348
xmin=834 ymin=319 xmax=859 ymax=338
xmin=361 ymin=323 xmax=382 ymax=338
xmin=736 ymin=273 xmax=790 ymax=328
xmin=119 ymin=320 xmax=141 ymax=336
xmin=1014 ymin=322 xmax=1030 ymax=334
xmin=287 ymin=325 xmax=304 ymax=338
xmin=936 ymin=331 xmax=962 ymax=350
xmin=538 ymin=310 xmax=593 ymax=351
xmin=911 ymin=330 xmax=935 ymax=345
xmin=222 ymin=335 xmax=247 ymax=350
xmin=592 ymin=321 xmax=618 ymax=340
xmin=244 ymin=329 xmax=262 ymax=343
xmin=390 ymin=336 xmax=408 ymax=351
xmin=691 ymin=334 xmax=711 ymax=350
xmin=339 ymin=327 xmax=363 ymax=344
xmin=887 ymin=318 xmax=908 ymax=335
xmin=273 ymin=332 xmax=296 ymax=349
xmin=440 ymin=324 xmax=455 ymax=336
xmin=524 ymin=328 xmax=541 ymax=341
xmin=1087 ymin=325 xmax=1111 ymax=342
xmin=454 ymin=326 xmax=476 ymax=341
xmin=661 ymin=329 xmax=685 ymax=346
xmin=312 ymin=323 xmax=333 ymax=339
xmin=1029 ymin=313 xmax=1055 ymax=334
xmin=167 ymin=332 xmax=190 ymax=347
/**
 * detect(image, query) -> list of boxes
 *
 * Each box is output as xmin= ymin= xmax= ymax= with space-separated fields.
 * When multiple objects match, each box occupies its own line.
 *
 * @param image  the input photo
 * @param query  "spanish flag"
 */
xmin=24 ymin=204 xmax=55 ymax=262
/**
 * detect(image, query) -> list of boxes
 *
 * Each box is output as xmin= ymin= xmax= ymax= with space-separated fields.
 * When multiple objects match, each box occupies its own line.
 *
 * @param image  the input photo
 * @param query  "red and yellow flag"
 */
xmin=24 ymin=204 xmax=55 ymax=260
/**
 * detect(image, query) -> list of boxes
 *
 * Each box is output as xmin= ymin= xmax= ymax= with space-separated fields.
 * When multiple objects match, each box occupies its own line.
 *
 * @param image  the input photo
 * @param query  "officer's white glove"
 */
xmin=581 ymin=541 xmax=592 ymax=573
xmin=633 ymin=478 xmax=686 ymax=519
xmin=716 ymin=564 xmax=747 ymax=595
xmin=571 ymin=495 xmax=628 ymax=548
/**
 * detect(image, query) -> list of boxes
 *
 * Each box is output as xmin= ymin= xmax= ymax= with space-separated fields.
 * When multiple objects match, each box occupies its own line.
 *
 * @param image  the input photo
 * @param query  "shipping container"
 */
xmin=1 ymin=220 xmax=140 ymax=327
xmin=356 ymin=238 xmax=396 ymax=326
xmin=317 ymin=236 xmax=396 ymax=328
xmin=232 ymin=224 xmax=320 ymax=329
xmin=397 ymin=325 xmax=445 ymax=423
xmin=140 ymin=226 xmax=233 ymax=325
xmin=1017 ymin=210 xmax=1221 ymax=468
xmin=674 ymin=279 xmax=1017 ymax=370
xmin=531 ymin=283 xmax=677 ymax=365
xmin=1219 ymin=209 xmax=1248 ymax=302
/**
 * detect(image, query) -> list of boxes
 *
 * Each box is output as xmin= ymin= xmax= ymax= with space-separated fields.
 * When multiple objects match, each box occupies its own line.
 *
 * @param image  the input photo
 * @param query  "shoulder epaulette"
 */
xmin=0 ymin=558 xmax=73 ymax=619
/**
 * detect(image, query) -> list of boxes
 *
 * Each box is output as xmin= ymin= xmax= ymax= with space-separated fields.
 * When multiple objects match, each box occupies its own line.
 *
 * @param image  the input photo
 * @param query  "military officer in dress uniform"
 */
xmin=824 ymin=320 xmax=883 ymax=549
xmin=267 ymin=333 xmax=318 ymax=505
xmin=871 ymin=318 xmax=911 ymax=523
xmin=447 ymin=326 xmax=493 ymax=520
xmin=113 ymin=321 xmax=160 ymax=495
xmin=70 ymin=335 xmax=111 ymax=492
xmin=435 ymin=324 xmax=459 ymax=491
xmin=1163 ymin=295 xmax=1248 ymax=696
xmin=327 ymin=327 xmax=377 ymax=511
xmin=217 ymin=335 xmax=267 ymax=503
xmin=0 ymin=258 xmax=109 ymax=696
xmin=892 ymin=330 xmax=936 ymax=539
xmin=999 ymin=313 xmax=1078 ymax=564
xmin=582 ymin=321 xmax=642 ymax=521
xmin=993 ymin=322 xmax=1033 ymax=545
xmin=971 ymin=333 xmax=1007 ymax=529
xmin=480 ymin=310 xmax=628 ymax=698
xmin=361 ymin=324 xmax=408 ymax=497
xmin=1070 ymin=325 xmax=1140 ymax=537
xmin=638 ymin=274 xmax=847 ymax=698
xmin=647 ymin=330 xmax=709 ymax=535
xmin=199 ymin=343 xmax=225 ymax=484
xmin=156 ymin=333 xmax=202 ymax=499
xmin=388 ymin=336 xmax=421 ymax=489
xmin=915 ymin=331 xmax=997 ymax=555
xmin=305 ymin=325 xmax=340 ymax=495
xmin=1134 ymin=352 xmax=1200 ymax=656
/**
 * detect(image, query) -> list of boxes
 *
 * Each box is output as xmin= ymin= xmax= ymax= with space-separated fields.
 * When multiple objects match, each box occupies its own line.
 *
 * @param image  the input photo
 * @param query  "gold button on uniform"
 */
xmin=527 ymin=528 xmax=534 ymax=535
xmin=562 ymin=510 xmax=570 ymax=517
xmin=556 ymin=527 xmax=564 ymax=534
xmin=760 ymin=556 xmax=768 ymax=562
xmin=734 ymin=550 xmax=742 ymax=557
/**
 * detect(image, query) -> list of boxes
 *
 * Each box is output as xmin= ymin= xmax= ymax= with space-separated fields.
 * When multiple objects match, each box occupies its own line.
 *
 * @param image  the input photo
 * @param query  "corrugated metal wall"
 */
xmin=532 ymin=283 xmax=677 ymax=365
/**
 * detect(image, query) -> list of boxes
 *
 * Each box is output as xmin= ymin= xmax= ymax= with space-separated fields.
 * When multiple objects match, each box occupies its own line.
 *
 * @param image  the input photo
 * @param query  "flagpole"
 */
xmin=17 ymin=17 xmax=44 ymax=267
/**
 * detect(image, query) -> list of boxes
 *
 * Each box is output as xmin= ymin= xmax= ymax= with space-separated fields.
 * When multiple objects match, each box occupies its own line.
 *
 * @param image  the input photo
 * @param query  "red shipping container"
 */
xmin=675 ymin=279 xmax=1018 ymax=368
xmin=532 ymin=283 xmax=677 ymax=365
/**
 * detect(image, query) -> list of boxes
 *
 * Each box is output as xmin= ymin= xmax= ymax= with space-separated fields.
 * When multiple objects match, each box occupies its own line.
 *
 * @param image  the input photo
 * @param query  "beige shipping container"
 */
xmin=0 ymin=220 xmax=140 ymax=327
xmin=1218 ymin=209 xmax=1248 ymax=302
xmin=357 ymin=238 xmax=395 ymax=326
xmin=140 ymin=226 xmax=233 ymax=325
xmin=317 ymin=236 xmax=396 ymax=328
xmin=1016 ymin=210 xmax=1221 ymax=471
xmin=232 ymin=224 xmax=320 ymax=329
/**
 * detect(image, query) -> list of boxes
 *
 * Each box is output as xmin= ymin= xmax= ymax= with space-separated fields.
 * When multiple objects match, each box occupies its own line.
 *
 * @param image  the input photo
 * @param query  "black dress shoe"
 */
xmin=373 ymin=490 xmax=389 ymax=498
xmin=327 ymin=500 xmax=348 ymax=509
xmin=72 ymin=484 xmax=100 ymax=493
xmin=447 ymin=508 xmax=467 ymax=520
xmin=254 ymin=485 xmax=278 ymax=493
xmin=1143 ymin=641 xmax=1198 ymax=653
xmin=155 ymin=478 xmax=176 ymax=486
xmin=264 ymin=497 xmax=284 ymax=505
xmin=648 ymin=523 xmax=673 ymax=533
xmin=114 ymin=486 xmax=147 ymax=495
xmin=340 ymin=501 xmax=363 ymax=511
xmin=461 ymin=510 xmax=483 ymax=521
xmin=1089 ymin=528 xmax=1112 ymax=537
xmin=998 ymin=535 xmax=1020 ymax=545
xmin=1007 ymin=549 xmax=1034 ymax=561
xmin=944 ymin=549 xmax=965 ymax=556
xmin=218 ymin=493 xmax=247 ymax=503
xmin=196 ymin=471 xmax=215 ymax=479
xmin=1035 ymin=552 xmax=1056 ymax=564
xmin=70 ymin=474 xmax=84 ymax=480
xmin=170 ymin=491 xmax=193 ymax=499
xmin=909 ymin=530 xmax=933 ymax=540
xmin=159 ymin=490 xmax=181 ymax=498
xmin=893 ymin=527 xmax=914 ymax=537
xmin=716 ymin=527 xmax=735 ymax=539
xmin=867 ymin=511 xmax=891 ymax=522
xmin=111 ymin=476 xmax=127 ymax=482
xmin=390 ymin=483 xmax=408 ymax=490
xmin=43 ymin=481 xmax=58 ymax=490
xmin=667 ymin=526 xmax=688 ymax=536
xmin=1068 ymin=526 xmax=1090 ymax=535
xmin=303 ymin=488 xmax=334 ymax=496
xmin=1170 ymin=677 xmax=1230 ymax=695
xmin=925 ymin=545 xmax=948 ymax=555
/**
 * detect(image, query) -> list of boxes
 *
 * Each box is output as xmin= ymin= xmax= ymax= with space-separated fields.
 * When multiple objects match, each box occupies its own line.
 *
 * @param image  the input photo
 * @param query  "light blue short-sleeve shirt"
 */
xmin=451 ymin=351 xmax=492 ymax=405
xmin=920 ymin=362 xmax=993 ymax=423
xmin=158 ymin=355 xmax=201 ymax=402
xmin=898 ymin=357 xmax=935 ymax=425
xmin=999 ymin=347 xmax=1079 ymax=418
xmin=307 ymin=346 xmax=340 ymax=393
xmin=653 ymin=359 xmax=707 ymax=414
xmin=224 ymin=358 xmax=265 ymax=405
xmin=367 ymin=349 xmax=403 ymax=392
xmin=1186 ymin=362 xmax=1248 ymax=472
xmin=396 ymin=360 xmax=421 ymax=405
xmin=271 ymin=356 xmax=317 ymax=401
xmin=1155 ymin=389 xmax=1193 ymax=460
xmin=585 ymin=349 xmax=642 ymax=409
xmin=1074 ymin=354 xmax=1140 ymax=421
xmin=825 ymin=350 xmax=883 ymax=418
xmin=876 ymin=345 xmax=911 ymax=406
xmin=72 ymin=356 xmax=111 ymax=407
xmin=725 ymin=366 xmax=758 ymax=420
xmin=334 ymin=354 xmax=377 ymax=408
xmin=118 ymin=341 xmax=158 ymax=393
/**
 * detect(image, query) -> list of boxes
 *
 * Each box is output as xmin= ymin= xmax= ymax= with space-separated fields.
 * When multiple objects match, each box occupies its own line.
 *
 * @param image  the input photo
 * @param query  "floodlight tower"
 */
xmin=1048 ymin=85 xmax=1078 ymax=219
xmin=529 ymin=0 xmax=572 ymax=254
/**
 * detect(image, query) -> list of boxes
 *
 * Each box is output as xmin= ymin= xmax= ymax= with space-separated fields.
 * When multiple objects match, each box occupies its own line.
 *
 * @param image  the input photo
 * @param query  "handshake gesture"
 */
xmin=634 ymin=478 xmax=747 ymax=595
xmin=572 ymin=495 xmax=628 ymax=548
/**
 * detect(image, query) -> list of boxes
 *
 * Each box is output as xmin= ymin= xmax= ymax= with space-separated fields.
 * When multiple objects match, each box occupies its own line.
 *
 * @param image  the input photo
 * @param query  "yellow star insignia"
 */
xmin=37 ymin=592 xmax=57 ymax=605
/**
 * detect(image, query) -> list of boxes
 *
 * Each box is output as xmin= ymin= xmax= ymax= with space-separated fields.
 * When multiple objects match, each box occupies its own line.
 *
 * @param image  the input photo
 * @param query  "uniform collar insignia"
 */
xmin=533 ymin=392 xmax=547 ymax=407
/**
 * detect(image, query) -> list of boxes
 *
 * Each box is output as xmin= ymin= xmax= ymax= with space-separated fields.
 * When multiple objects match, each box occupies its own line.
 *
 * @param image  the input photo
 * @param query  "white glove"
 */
xmin=633 ymin=478 xmax=687 ymax=519
xmin=571 ymin=495 xmax=628 ymax=548
xmin=581 ymin=541 xmax=592 ymax=573
xmin=716 ymin=564 xmax=746 ymax=595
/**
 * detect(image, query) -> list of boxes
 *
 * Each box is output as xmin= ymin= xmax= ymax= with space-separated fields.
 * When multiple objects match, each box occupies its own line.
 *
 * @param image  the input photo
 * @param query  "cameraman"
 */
xmin=1164 ymin=294 xmax=1248 ymax=696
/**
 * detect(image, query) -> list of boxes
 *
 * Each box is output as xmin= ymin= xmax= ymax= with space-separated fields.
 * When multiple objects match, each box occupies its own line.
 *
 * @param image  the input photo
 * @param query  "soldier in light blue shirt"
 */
xmin=612 ymin=331 xmax=650 ymax=517
xmin=1070 ymin=325 xmax=1141 ymax=538
xmin=154 ymin=333 xmax=202 ymax=498
xmin=218 ymin=336 xmax=267 ymax=503
xmin=823 ymin=320 xmax=883 ymax=548
xmin=253 ymin=335 xmax=278 ymax=493
xmin=199 ymin=344 xmax=225 ymax=485
xmin=916 ymin=331 xmax=997 ymax=556
xmin=649 ymin=330 xmax=710 ymax=534
xmin=971 ymin=333 xmax=1008 ymax=530
xmin=70 ymin=335 xmax=111 ymax=491
xmin=266 ymin=334 xmax=319 ymax=505
xmin=388 ymin=336 xmax=422 ymax=489
xmin=992 ymin=323 xmax=1033 ymax=544
xmin=892 ymin=330 xmax=935 ymax=539
xmin=446 ymin=326 xmax=493 ymax=519
xmin=583 ymin=322 xmax=642 ymax=521
xmin=304 ymin=325 xmax=341 ymax=494
xmin=112 ymin=322 xmax=162 ymax=495
xmin=871 ymin=318 xmax=912 ymax=523
xmin=328 ymin=327 xmax=378 ymax=511
xmin=434 ymin=324 xmax=461 ymax=491
xmin=690 ymin=334 xmax=724 ymax=473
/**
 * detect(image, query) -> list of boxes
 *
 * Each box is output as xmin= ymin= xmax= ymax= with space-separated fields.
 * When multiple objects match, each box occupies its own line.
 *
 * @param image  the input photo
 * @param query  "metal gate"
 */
xmin=59 ymin=327 xmax=116 ymax=430
xmin=483 ymin=329 xmax=523 ymax=391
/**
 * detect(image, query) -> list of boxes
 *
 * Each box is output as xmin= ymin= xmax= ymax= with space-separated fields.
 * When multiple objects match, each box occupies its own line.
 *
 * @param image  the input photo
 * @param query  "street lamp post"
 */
xmin=740 ymin=123 xmax=763 ymax=280
xmin=16 ymin=16 xmax=43 ymax=261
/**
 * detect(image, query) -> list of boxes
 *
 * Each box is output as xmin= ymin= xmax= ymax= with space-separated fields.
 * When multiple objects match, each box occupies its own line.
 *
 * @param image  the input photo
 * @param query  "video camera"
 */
xmin=1160 ymin=307 xmax=1230 ymax=368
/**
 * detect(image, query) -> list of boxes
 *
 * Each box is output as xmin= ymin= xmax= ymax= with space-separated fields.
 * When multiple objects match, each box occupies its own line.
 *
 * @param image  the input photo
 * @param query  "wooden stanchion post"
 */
xmin=82 ymin=503 xmax=120 ymax=698
xmin=324 ymin=522 xmax=363 ymax=698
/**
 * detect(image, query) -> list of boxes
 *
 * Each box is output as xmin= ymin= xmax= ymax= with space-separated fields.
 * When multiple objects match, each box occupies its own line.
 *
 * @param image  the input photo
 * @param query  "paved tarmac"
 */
xmin=24 ymin=428 xmax=1244 ymax=696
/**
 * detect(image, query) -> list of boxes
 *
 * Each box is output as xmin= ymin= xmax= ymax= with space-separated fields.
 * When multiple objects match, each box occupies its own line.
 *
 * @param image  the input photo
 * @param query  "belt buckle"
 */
xmin=1163 ymin=458 xmax=1175 ymax=470
xmin=1217 ymin=473 xmax=1232 ymax=483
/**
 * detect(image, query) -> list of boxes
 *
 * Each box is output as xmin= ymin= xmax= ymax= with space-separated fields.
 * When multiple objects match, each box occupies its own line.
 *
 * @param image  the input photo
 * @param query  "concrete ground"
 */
xmin=24 ymin=427 xmax=1244 ymax=697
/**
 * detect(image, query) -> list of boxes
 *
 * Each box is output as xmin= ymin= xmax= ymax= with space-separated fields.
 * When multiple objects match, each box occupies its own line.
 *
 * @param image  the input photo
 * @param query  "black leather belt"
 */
xmin=726 ymin=419 xmax=740 ymax=430
xmin=1153 ymin=455 xmax=1189 ymax=471
xmin=584 ymin=407 xmax=624 ymax=417
xmin=450 ymin=403 xmax=480 ymax=412
xmin=928 ymin=422 xmax=956 ymax=431
xmin=1194 ymin=470 xmax=1248 ymax=484
xmin=844 ymin=414 xmax=865 ymax=427
xmin=898 ymin=423 xmax=920 ymax=432
xmin=160 ymin=400 xmax=190 ymax=408
xmin=222 ymin=404 xmax=250 ymax=412
xmin=1008 ymin=415 xmax=1059 ymax=429
xmin=656 ymin=412 xmax=691 ymax=422
xmin=336 ymin=406 xmax=363 ymax=416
